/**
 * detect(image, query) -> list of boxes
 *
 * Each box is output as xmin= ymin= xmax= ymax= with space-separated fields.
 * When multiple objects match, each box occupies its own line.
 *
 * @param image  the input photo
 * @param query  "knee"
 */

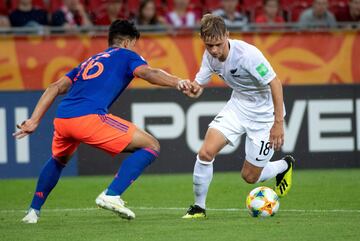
xmin=53 ymin=155 xmax=71 ymax=166
xmin=241 ymin=171 xmax=259 ymax=184
xmin=198 ymin=148 xmax=216 ymax=162
xmin=148 ymin=138 xmax=161 ymax=153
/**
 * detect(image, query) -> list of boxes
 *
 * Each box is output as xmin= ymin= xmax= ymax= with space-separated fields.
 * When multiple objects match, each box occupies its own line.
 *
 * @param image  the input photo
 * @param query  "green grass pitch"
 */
xmin=1 ymin=169 xmax=360 ymax=241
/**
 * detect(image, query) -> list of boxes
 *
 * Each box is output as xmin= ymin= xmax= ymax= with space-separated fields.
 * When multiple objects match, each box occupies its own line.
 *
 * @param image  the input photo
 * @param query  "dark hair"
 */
xmin=137 ymin=0 xmax=158 ymax=25
xmin=108 ymin=19 xmax=140 ymax=46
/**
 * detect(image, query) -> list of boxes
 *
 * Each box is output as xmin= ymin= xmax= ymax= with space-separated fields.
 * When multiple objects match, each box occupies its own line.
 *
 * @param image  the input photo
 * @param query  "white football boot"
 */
xmin=95 ymin=191 xmax=135 ymax=220
xmin=22 ymin=208 xmax=40 ymax=224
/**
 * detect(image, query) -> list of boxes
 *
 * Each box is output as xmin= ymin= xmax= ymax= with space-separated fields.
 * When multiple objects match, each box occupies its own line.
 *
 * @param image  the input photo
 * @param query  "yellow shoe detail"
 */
xmin=275 ymin=155 xmax=295 ymax=197
xmin=182 ymin=205 xmax=206 ymax=219
xmin=182 ymin=212 xmax=206 ymax=219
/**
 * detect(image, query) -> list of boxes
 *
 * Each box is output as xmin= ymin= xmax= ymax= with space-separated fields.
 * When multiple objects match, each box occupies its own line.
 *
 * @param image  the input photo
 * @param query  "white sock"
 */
xmin=256 ymin=159 xmax=288 ymax=183
xmin=193 ymin=155 xmax=214 ymax=209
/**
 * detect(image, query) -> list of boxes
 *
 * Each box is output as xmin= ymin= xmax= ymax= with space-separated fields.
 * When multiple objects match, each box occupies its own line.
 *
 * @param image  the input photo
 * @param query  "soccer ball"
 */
xmin=246 ymin=186 xmax=280 ymax=217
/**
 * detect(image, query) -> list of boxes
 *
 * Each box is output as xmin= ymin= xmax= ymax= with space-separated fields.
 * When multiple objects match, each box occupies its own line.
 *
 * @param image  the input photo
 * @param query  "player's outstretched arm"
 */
xmin=13 ymin=76 xmax=72 ymax=139
xmin=269 ymin=77 xmax=284 ymax=151
xmin=134 ymin=65 xmax=192 ymax=91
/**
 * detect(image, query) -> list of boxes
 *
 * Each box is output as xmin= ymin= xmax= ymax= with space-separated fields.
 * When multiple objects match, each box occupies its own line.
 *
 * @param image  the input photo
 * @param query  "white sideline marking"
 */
xmin=1 ymin=207 xmax=359 ymax=213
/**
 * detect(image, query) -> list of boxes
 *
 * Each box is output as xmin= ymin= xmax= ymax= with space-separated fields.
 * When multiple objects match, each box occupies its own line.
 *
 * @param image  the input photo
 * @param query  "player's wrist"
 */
xmin=29 ymin=117 xmax=41 ymax=125
xmin=274 ymin=119 xmax=284 ymax=124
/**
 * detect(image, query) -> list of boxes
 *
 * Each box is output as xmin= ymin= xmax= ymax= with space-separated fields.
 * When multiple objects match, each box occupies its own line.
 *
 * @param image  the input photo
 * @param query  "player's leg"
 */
xmin=241 ymin=136 xmax=280 ymax=183
xmin=85 ymin=114 xmax=159 ymax=219
xmin=22 ymin=155 xmax=73 ymax=224
xmin=22 ymin=156 xmax=68 ymax=224
xmin=183 ymin=128 xmax=228 ymax=218
xmin=95 ymin=127 xmax=159 ymax=219
xmin=241 ymin=155 xmax=294 ymax=194
xmin=273 ymin=155 xmax=295 ymax=197
xmin=183 ymin=104 xmax=243 ymax=218
xmin=241 ymin=128 xmax=294 ymax=197
xmin=105 ymin=126 xmax=160 ymax=197
xmin=23 ymin=119 xmax=79 ymax=223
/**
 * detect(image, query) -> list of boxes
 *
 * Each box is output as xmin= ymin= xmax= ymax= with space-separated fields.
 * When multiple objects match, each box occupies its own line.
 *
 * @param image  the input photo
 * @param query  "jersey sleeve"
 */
xmin=65 ymin=66 xmax=80 ymax=83
xmin=195 ymin=52 xmax=213 ymax=85
xmin=244 ymin=46 xmax=276 ymax=86
xmin=128 ymin=51 xmax=148 ymax=76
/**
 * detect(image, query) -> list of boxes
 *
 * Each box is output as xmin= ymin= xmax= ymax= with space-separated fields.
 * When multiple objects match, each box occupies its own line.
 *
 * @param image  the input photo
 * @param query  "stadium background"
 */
xmin=0 ymin=0 xmax=360 ymax=178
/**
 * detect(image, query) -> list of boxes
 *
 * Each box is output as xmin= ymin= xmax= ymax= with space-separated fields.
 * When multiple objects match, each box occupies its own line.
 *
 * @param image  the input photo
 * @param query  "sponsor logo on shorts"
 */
xmin=255 ymin=157 xmax=266 ymax=161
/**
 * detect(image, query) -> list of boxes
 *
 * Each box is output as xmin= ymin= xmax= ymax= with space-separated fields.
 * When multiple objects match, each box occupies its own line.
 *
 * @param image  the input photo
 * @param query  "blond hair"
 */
xmin=200 ymin=14 xmax=227 ymax=40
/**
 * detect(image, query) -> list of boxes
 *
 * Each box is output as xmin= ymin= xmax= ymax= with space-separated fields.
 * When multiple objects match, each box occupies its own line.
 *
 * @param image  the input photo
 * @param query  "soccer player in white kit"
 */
xmin=182 ymin=14 xmax=295 ymax=218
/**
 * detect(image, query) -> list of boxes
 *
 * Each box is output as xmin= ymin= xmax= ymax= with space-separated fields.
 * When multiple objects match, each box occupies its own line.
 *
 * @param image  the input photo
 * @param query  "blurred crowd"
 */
xmin=0 ymin=0 xmax=359 ymax=30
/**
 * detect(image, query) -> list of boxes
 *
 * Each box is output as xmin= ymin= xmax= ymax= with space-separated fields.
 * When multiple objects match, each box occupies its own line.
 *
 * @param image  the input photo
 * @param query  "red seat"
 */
xmin=280 ymin=0 xmax=312 ymax=14
xmin=9 ymin=0 xmax=47 ymax=11
xmin=203 ymin=0 xmax=221 ymax=12
xmin=188 ymin=0 xmax=204 ymax=16
xmin=242 ymin=0 xmax=262 ymax=11
xmin=253 ymin=4 xmax=265 ymax=19
xmin=0 ymin=0 xmax=8 ymax=14
xmin=49 ymin=0 xmax=85 ymax=13
xmin=330 ymin=0 xmax=349 ymax=20
xmin=251 ymin=1 xmax=286 ymax=22
xmin=328 ymin=0 xmax=349 ymax=5
xmin=161 ymin=0 xmax=203 ymax=17
xmin=126 ymin=0 xmax=140 ymax=16
xmin=288 ymin=1 xmax=311 ymax=22
xmin=165 ymin=0 xmax=203 ymax=10
xmin=49 ymin=0 xmax=62 ymax=12
xmin=90 ymin=0 xmax=130 ymax=24
xmin=242 ymin=0 xmax=262 ymax=21
xmin=87 ymin=0 xmax=111 ymax=16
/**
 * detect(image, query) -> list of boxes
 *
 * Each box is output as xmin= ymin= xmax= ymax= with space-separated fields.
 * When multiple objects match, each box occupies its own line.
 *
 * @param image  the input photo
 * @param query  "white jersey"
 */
xmin=195 ymin=39 xmax=284 ymax=122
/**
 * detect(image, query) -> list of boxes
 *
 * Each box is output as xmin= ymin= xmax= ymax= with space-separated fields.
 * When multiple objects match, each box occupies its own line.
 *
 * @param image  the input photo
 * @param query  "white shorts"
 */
xmin=208 ymin=102 xmax=274 ymax=167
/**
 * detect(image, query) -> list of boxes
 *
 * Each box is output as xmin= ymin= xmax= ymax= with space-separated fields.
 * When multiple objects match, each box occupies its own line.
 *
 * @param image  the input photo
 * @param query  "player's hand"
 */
xmin=12 ymin=119 xmax=39 ymax=139
xmin=269 ymin=121 xmax=284 ymax=151
xmin=183 ymin=81 xmax=204 ymax=98
xmin=185 ymin=86 xmax=203 ymax=98
xmin=176 ymin=79 xmax=192 ymax=92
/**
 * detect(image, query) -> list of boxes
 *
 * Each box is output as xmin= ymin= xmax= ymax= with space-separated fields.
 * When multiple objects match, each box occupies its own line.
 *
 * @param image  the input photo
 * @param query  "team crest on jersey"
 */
xmin=230 ymin=68 xmax=241 ymax=77
xmin=230 ymin=68 xmax=237 ymax=74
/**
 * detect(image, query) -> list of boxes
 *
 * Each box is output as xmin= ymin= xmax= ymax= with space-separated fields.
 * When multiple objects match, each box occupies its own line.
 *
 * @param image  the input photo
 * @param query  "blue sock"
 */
xmin=30 ymin=157 xmax=65 ymax=211
xmin=106 ymin=148 xmax=159 ymax=196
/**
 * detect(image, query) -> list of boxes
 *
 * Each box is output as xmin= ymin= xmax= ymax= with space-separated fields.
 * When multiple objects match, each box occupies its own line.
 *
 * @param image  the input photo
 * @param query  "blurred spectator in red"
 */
xmin=0 ymin=15 xmax=10 ymax=27
xmin=336 ymin=0 xmax=360 ymax=22
xmin=94 ymin=0 xmax=126 ymax=26
xmin=9 ymin=0 xmax=48 ymax=27
xmin=255 ymin=0 xmax=284 ymax=24
xmin=298 ymin=0 xmax=337 ymax=28
xmin=134 ymin=0 xmax=167 ymax=26
xmin=212 ymin=0 xmax=248 ymax=28
xmin=165 ymin=0 xmax=200 ymax=27
xmin=51 ymin=0 xmax=92 ymax=28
